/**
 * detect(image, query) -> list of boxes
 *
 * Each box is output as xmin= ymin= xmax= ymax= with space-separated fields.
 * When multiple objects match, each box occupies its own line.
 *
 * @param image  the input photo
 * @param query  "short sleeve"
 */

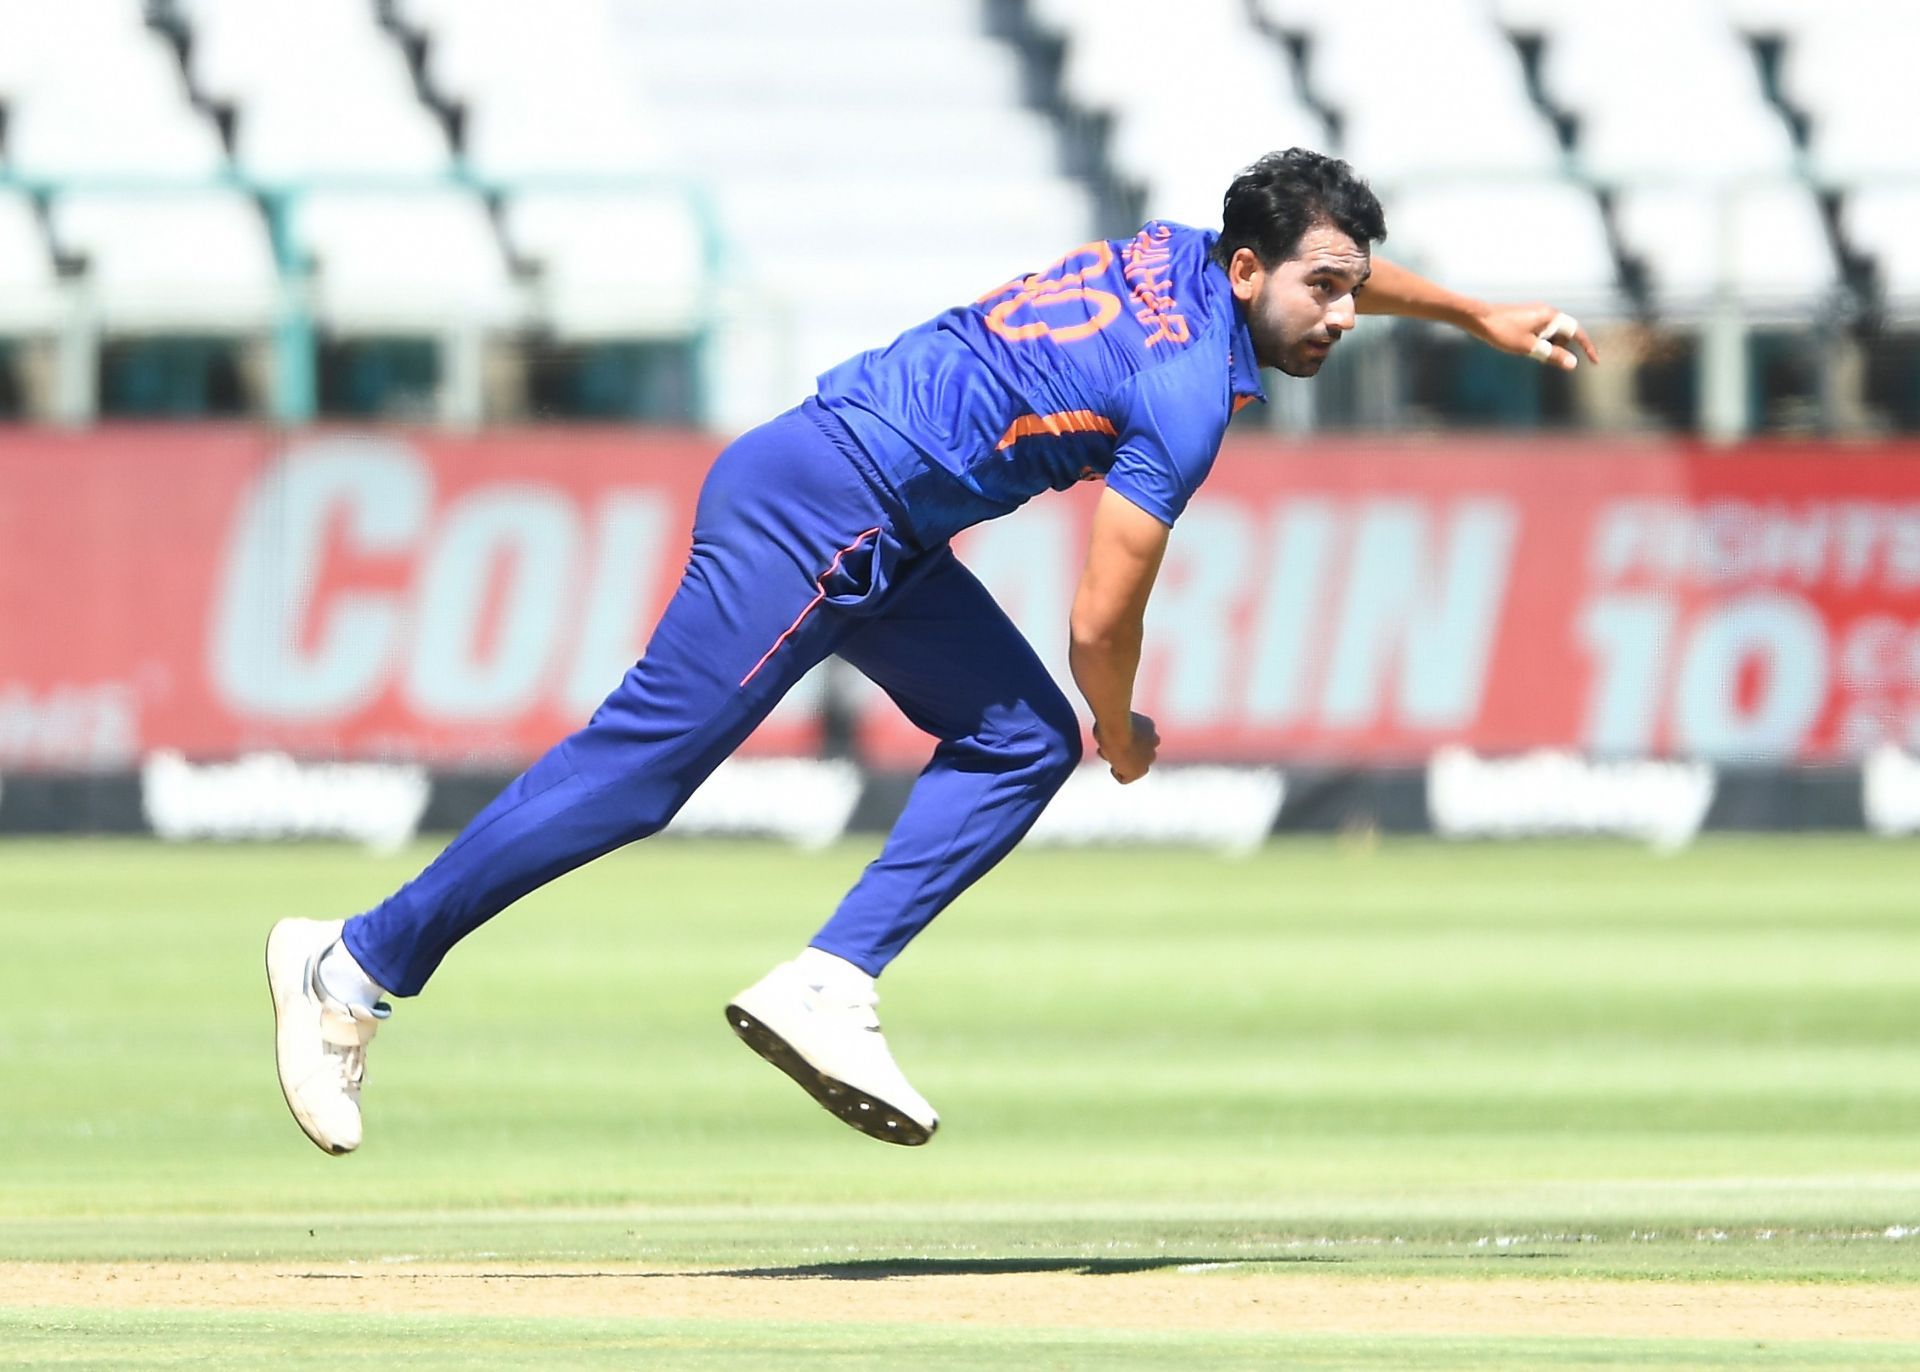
xmin=1102 ymin=351 xmax=1231 ymax=528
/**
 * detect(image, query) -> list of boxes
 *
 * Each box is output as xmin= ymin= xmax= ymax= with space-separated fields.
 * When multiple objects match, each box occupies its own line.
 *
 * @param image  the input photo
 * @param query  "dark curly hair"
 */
xmin=1208 ymin=148 xmax=1387 ymax=270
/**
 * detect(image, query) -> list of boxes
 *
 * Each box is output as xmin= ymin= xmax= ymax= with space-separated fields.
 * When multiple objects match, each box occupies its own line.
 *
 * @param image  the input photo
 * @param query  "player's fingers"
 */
xmin=1527 ymin=337 xmax=1576 ymax=369
xmin=1530 ymin=312 xmax=1582 ymax=370
xmin=1572 ymin=323 xmax=1601 ymax=364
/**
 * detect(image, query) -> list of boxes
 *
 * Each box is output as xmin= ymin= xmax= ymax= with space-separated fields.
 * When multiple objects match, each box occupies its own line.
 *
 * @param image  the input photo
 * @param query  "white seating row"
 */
xmin=15 ymin=174 xmax=1897 ymax=337
xmin=0 ymin=186 xmax=706 ymax=338
xmin=1288 ymin=0 xmax=1912 ymax=184
xmin=597 ymin=0 xmax=1093 ymax=424
xmin=1 ymin=0 xmax=1916 ymax=350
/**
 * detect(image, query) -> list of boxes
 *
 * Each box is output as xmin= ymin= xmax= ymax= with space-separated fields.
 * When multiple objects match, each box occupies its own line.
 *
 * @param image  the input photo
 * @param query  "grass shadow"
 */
xmin=706 ymin=1255 xmax=1345 ymax=1280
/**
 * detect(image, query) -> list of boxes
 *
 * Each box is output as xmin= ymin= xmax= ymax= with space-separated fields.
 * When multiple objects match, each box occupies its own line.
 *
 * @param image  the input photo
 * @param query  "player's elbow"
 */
xmin=1067 ymin=602 xmax=1136 ymax=656
xmin=1068 ymin=612 xmax=1125 ymax=658
xmin=1068 ymin=614 xmax=1144 ymax=675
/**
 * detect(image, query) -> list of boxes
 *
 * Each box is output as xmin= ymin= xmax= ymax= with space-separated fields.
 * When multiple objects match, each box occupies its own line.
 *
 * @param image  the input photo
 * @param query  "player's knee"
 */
xmin=1026 ymin=698 xmax=1083 ymax=788
xmin=559 ymin=738 xmax=689 ymax=842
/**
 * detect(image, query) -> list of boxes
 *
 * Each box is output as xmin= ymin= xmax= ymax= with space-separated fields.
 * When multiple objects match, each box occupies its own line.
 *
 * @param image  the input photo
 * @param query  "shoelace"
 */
xmin=331 ymin=1038 xmax=367 ymax=1091
xmin=309 ymin=961 xmax=381 ymax=1093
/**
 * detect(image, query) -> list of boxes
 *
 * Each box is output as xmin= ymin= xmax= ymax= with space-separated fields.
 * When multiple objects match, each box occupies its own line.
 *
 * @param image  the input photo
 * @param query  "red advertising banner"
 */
xmin=1 ymin=426 xmax=818 ymax=768
xmin=6 ymin=427 xmax=1920 ymax=770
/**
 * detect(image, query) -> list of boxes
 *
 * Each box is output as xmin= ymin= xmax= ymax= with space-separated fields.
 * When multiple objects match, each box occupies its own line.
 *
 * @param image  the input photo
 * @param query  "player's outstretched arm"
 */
xmin=1356 ymin=257 xmax=1600 ymax=371
xmin=1070 ymin=488 xmax=1166 ymax=785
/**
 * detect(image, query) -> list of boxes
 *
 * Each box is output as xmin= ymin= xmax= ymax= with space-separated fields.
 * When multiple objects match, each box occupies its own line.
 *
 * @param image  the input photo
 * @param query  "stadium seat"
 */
xmin=0 ymin=0 xmax=149 ymax=97
xmin=1043 ymin=0 xmax=1264 ymax=115
xmin=1492 ymin=0 xmax=1624 ymax=33
xmin=502 ymin=191 xmax=704 ymax=340
xmin=1535 ymin=5 xmax=1797 ymax=184
xmin=1380 ymin=179 xmax=1623 ymax=315
xmin=753 ymin=249 xmax=1052 ymax=327
xmin=1110 ymin=45 xmax=1325 ymax=225
xmin=0 ymin=8 xmax=225 ymax=181
xmin=1302 ymin=5 xmax=1563 ymax=184
xmin=632 ymin=36 xmax=1024 ymax=111
xmin=290 ymin=190 xmax=519 ymax=335
xmin=410 ymin=0 xmax=671 ymax=181
xmin=1262 ymin=0 xmax=1491 ymax=29
xmin=602 ymin=0 xmax=1091 ymax=421
xmin=609 ymin=0 xmax=975 ymax=40
xmin=462 ymin=92 xmax=669 ymax=183
xmin=1030 ymin=0 xmax=1326 ymax=225
xmin=714 ymin=177 xmax=1091 ymax=264
xmin=235 ymin=92 xmax=450 ymax=182
xmin=1612 ymin=182 xmax=1838 ymax=318
xmin=1775 ymin=3 xmax=1920 ymax=183
xmin=1842 ymin=188 xmax=1920 ymax=323
xmin=181 ymin=0 xmax=404 ymax=101
xmin=0 ymin=189 xmax=65 ymax=336
xmin=50 ymin=191 xmax=279 ymax=333
xmin=181 ymin=0 xmax=452 ymax=180
xmin=1121 ymin=120 xmax=1328 ymax=231
xmin=1721 ymin=0 xmax=1828 ymax=31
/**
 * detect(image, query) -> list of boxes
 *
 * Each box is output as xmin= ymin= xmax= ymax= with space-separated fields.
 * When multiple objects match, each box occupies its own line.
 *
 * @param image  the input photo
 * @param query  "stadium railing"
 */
xmin=0 ymin=168 xmax=725 ymax=429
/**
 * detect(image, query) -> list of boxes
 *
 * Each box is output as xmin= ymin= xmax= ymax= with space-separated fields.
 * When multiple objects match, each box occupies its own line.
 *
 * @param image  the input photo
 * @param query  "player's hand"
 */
xmin=1469 ymin=303 xmax=1600 ymax=371
xmin=1094 ymin=712 xmax=1159 ymax=784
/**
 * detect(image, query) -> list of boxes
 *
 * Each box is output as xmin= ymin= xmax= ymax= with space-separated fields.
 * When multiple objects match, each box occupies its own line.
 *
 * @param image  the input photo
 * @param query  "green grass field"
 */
xmin=2 ymin=835 xmax=1918 ymax=1368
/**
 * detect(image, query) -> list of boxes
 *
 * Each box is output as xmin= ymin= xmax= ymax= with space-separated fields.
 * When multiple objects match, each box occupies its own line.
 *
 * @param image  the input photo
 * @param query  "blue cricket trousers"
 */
xmin=343 ymin=400 xmax=1083 ymax=996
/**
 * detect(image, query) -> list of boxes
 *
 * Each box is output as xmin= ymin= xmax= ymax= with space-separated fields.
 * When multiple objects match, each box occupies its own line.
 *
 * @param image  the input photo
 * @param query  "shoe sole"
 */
xmin=265 ymin=921 xmax=355 ymax=1157
xmin=724 ymin=1003 xmax=935 ymax=1146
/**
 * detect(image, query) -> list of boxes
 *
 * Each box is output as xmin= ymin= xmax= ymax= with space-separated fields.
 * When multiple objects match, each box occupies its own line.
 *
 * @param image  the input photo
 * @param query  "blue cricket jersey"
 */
xmin=815 ymin=221 xmax=1266 ymax=547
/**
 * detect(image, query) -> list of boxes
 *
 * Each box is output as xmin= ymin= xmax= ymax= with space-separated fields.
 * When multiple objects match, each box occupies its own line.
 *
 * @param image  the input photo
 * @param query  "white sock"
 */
xmin=318 ymin=940 xmax=388 ymax=1011
xmin=796 ymin=946 xmax=872 ymax=991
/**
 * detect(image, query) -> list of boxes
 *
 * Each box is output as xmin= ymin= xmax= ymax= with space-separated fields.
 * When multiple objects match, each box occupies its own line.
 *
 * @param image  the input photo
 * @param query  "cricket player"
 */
xmin=268 ymin=149 xmax=1598 ymax=1153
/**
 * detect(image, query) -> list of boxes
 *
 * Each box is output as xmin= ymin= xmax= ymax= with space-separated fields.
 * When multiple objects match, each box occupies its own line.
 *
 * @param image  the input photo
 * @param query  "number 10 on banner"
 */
xmin=1581 ymin=592 xmax=1918 ymax=760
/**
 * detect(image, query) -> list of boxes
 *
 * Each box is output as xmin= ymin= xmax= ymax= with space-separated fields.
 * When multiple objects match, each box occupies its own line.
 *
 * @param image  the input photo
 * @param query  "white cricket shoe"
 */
xmin=265 ymin=918 xmax=388 ymax=1156
xmin=726 ymin=951 xmax=939 ymax=1146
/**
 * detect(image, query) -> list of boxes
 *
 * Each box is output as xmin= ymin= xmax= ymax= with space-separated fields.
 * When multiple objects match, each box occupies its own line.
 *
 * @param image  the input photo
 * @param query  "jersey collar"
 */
xmin=1228 ymin=299 xmax=1267 ymax=407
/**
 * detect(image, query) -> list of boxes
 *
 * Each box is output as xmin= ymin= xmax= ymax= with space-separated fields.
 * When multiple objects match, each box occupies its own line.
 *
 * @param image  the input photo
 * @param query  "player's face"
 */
xmin=1228 ymin=225 xmax=1370 ymax=377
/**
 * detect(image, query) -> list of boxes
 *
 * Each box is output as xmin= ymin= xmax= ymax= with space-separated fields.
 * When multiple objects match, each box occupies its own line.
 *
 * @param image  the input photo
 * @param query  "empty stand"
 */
xmin=182 ymin=0 xmax=450 ymax=180
xmin=291 ymin=189 xmax=518 ymax=334
xmin=50 ymin=190 xmax=279 ymax=333
xmin=1379 ymin=179 xmax=1623 ymax=315
xmin=503 ymin=190 xmax=704 ymax=340
xmin=1844 ymin=188 xmax=1920 ymax=323
xmin=1302 ymin=3 xmax=1563 ymax=184
xmin=404 ymin=0 xmax=670 ymax=181
xmin=0 ymin=0 xmax=1902 ymax=431
xmin=1613 ymin=182 xmax=1838 ymax=318
xmin=0 ymin=0 xmax=224 ymax=181
xmin=0 ymin=190 xmax=63 ymax=336
xmin=1774 ymin=1 xmax=1920 ymax=184
xmin=1534 ymin=4 xmax=1796 ymax=184
xmin=601 ymin=0 xmax=1091 ymax=423
xmin=1034 ymin=0 xmax=1325 ymax=224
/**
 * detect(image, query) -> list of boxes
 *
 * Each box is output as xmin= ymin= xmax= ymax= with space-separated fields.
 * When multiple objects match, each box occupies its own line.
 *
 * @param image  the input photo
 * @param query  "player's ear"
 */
xmin=1227 ymin=247 xmax=1263 ymax=303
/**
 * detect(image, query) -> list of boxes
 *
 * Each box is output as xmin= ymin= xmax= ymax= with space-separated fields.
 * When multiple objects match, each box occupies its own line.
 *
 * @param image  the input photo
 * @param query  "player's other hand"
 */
xmin=1094 ymin=712 xmax=1159 ymax=784
xmin=1470 ymin=303 xmax=1600 ymax=371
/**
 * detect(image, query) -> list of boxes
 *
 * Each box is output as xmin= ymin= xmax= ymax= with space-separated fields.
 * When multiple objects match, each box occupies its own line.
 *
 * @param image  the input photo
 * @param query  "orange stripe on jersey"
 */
xmin=1232 ymin=394 xmax=1257 ymax=414
xmin=994 ymin=409 xmax=1118 ymax=451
